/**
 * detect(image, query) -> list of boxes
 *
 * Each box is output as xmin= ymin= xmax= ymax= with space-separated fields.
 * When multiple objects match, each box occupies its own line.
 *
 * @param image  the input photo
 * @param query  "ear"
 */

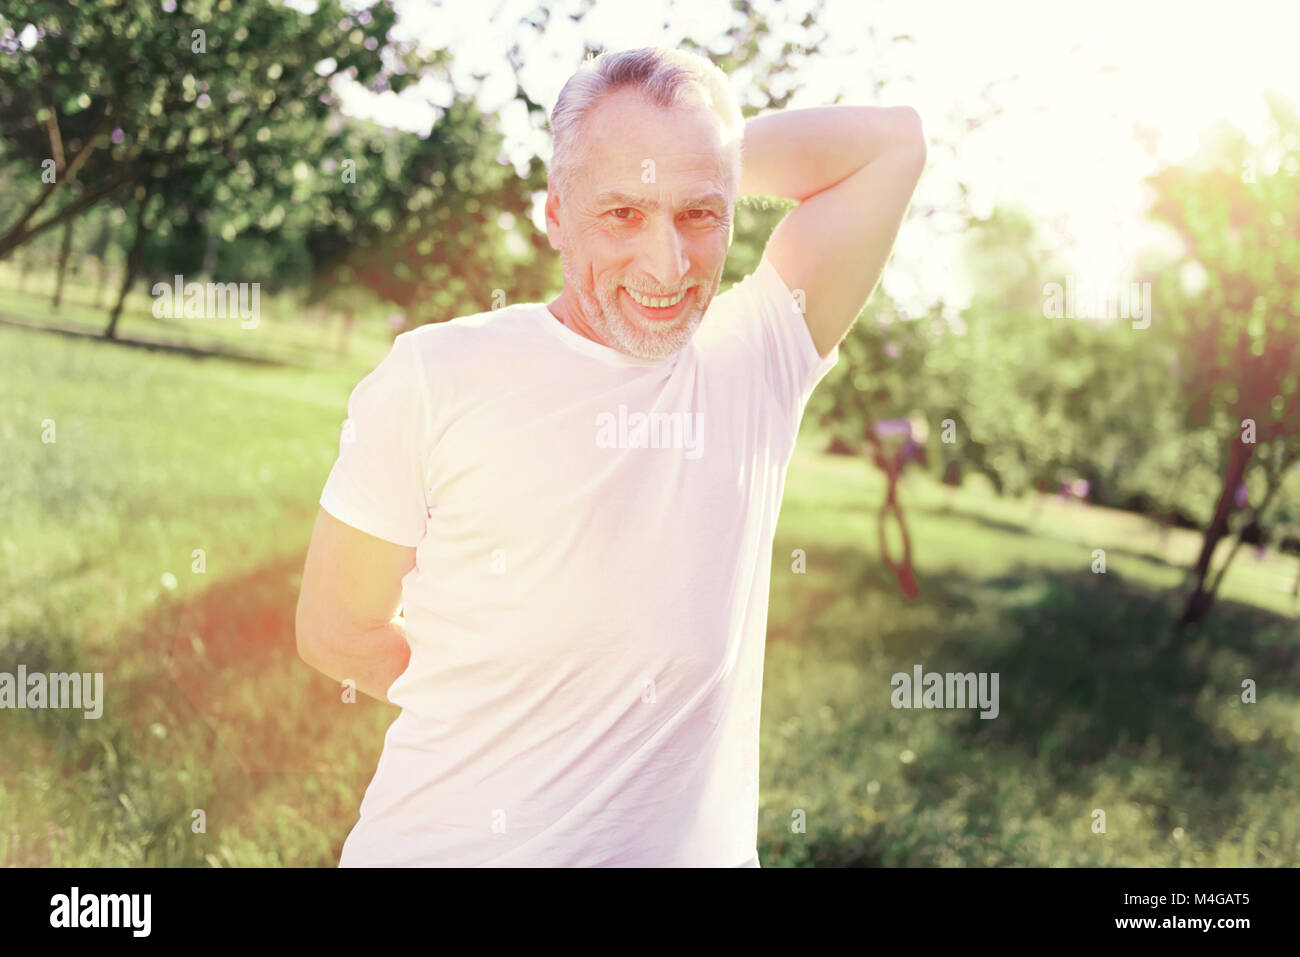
xmin=544 ymin=183 xmax=563 ymax=252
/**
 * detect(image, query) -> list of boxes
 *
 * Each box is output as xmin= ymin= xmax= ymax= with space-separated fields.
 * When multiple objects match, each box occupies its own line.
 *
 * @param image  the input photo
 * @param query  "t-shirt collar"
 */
xmin=537 ymin=304 xmax=681 ymax=368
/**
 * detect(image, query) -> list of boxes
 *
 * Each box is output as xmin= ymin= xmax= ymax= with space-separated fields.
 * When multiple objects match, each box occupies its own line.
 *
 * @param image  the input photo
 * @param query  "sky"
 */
xmin=317 ymin=0 xmax=1300 ymax=318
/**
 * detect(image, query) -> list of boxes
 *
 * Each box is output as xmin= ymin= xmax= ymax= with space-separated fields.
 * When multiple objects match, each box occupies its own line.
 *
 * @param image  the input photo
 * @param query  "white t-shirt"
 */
xmin=319 ymin=253 xmax=837 ymax=867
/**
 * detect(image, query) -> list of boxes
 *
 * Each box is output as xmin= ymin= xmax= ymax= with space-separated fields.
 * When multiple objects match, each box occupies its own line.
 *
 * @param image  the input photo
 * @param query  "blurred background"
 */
xmin=1 ymin=0 xmax=1297 ymax=866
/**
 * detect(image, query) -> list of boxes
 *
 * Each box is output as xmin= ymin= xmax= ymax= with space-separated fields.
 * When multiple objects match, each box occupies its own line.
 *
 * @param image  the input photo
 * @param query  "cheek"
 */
xmin=568 ymin=239 xmax=612 ymax=286
xmin=586 ymin=248 xmax=634 ymax=286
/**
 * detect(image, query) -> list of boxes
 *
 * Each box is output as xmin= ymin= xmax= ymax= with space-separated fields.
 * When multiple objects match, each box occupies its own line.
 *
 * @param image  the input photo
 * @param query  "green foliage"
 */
xmin=303 ymin=102 xmax=557 ymax=324
xmin=0 ymin=0 xmax=426 ymax=261
xmin=811 ymin=97 xmax=1300 ymax=545
xmin=1145 ymin=93 xmax=1300 ymax=523
xmin=0 ymin=1 xmax=566 ymax=323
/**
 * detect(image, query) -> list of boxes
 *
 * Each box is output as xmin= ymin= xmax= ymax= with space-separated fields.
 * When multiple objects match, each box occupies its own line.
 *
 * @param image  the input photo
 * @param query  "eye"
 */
xmin=610 ymin=207 xmax=635 ymax=219
xmin=684 ymin=208 xmax=712 ymax=220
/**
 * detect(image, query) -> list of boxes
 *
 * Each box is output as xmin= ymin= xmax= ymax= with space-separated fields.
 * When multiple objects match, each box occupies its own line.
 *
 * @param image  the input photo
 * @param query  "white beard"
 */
xmin=558 ymin=242 xmax=712 ymax=360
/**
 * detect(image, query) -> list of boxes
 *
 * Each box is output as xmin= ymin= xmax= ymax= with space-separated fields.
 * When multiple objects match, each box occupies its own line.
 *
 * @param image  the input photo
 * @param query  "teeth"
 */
xmin=626 ymin=287 xmax=686 ymax=308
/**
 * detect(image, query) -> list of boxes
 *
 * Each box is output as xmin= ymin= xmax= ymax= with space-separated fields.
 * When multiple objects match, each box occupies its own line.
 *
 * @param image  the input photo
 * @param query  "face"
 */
xmin=546 ymin=88 xmax=738 ymax=359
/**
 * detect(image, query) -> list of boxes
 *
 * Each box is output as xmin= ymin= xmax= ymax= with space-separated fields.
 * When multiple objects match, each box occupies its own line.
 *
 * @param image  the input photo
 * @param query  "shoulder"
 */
xmin=695 ymin=255 xmax=797 ymax=349
xmin=397 ymin=305 xmax=549 ymax=368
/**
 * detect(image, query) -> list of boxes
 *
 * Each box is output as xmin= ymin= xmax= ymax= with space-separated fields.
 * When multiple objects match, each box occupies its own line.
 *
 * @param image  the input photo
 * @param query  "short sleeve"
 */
xmin=706 ymin=252 xmax=839 ymax=424
xmin=319 ymin=332 xmax=431 ymax=547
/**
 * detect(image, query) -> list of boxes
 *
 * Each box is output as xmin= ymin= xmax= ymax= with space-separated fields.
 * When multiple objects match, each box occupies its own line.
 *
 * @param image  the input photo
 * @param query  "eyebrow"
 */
xmin=593 ymin=191 xmax=730 ymax=212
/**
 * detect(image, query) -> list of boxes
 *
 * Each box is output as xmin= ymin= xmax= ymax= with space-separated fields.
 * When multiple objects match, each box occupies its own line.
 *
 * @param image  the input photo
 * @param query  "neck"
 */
xmin=548 ymin=289 xmax=611 ymax=349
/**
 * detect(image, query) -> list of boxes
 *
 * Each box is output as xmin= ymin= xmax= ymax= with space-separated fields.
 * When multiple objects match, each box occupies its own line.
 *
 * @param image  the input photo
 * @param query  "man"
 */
xmin=295 ymin=47 xmax=925 ymax=867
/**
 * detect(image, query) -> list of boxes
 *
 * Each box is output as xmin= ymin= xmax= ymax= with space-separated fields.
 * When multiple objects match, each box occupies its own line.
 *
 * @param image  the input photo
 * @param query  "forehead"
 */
xmin=571 ymin=88 xmax=735 ymax=197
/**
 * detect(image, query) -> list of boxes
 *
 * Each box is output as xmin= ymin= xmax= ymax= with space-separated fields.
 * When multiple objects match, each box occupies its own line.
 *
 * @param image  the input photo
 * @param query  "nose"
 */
xmin=636 ymin=216 xmax=690 ymax=291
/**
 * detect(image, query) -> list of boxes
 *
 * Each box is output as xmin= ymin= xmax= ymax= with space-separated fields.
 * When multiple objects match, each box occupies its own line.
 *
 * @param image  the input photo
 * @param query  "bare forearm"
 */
xmin=737 ymin=105 xmax=925 ymax=203
xmin=300 ymin=618 xmax=411 ymax=703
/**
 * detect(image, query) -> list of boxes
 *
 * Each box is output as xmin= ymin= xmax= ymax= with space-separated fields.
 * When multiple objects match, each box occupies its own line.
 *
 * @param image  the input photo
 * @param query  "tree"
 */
xmin=0 ymin=0 xmax=425 ymax=279
xmin=1143 ymin=94 xmax=1300 ymax=624
xmin=302 ymin=101 xmax=556 ymax=333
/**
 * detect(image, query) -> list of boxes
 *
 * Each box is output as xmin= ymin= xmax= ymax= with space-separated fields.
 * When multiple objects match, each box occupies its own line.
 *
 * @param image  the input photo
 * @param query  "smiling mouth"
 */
xmin=624 ymin=287 xmax=687 ymax=308
xmin=620 ymin=285 xmax=694 ymax=321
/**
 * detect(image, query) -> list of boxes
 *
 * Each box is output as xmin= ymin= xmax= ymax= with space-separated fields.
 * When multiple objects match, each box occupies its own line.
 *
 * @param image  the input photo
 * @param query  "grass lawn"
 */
xmin=2 ymin=281 xmax=1297 ymax=866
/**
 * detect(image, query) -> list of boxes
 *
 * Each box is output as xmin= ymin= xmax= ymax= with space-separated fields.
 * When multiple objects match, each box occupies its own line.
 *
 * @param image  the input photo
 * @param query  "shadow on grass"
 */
xmin=0 ymin=312 xmax=291 ymax=367
xmin=115 ymin=552 xmax=395 ymax=783
xmin=940 ymin=566 xmax=1295 ymax=806
xmin=779 ymin=543 xmax=1299 ymax=866
xmin=3 ymin=536 xmax=403 ymax=864
xmin=759 ymin=538 xmax=1300 ymax=868
xmin=925 ymin=502 xmax=1189 ymax=573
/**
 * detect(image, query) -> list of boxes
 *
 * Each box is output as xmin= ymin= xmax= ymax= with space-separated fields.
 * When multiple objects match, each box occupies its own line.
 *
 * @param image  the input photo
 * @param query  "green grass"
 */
xmin=2 ymin=280 xmax=1297 ymax=866
xmin=762 ymin=452 xmax=1299 ymax=865
xmin=0 ymin=291 xmax=394 ymax=866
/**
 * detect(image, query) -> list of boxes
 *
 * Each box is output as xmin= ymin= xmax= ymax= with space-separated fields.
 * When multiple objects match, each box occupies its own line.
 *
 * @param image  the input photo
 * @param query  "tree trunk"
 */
xmin=52 ymin=218 xmax=75 ymax=312
xmin=0 ymin=155 xmax=136 ymax=261
xmin=105 ymin=191 xmax=151 ymax=340
xmin=1179 ymin=437 xmax=1253 ymax=625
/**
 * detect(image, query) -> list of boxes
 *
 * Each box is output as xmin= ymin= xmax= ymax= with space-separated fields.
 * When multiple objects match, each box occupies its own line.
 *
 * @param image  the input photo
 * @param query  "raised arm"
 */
xmin=737 ymin=105 xmax=927 ymax=357
xmin=295 ymin=508 xmax=415 ymax=703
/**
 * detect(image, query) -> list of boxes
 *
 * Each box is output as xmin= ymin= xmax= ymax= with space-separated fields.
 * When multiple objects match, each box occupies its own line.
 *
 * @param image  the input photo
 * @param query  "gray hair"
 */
xmin=548 ymin=47 xmax=744 ymax=202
